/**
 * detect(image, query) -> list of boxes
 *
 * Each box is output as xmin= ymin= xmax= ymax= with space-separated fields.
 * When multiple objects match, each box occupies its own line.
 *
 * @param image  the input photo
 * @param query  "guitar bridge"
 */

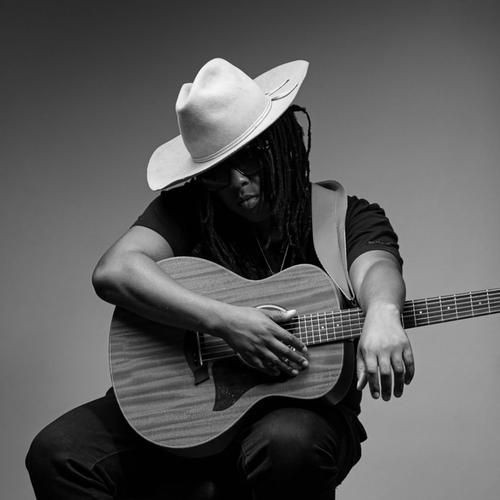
xmin=184 ymin=331 xmax=209 ymax=385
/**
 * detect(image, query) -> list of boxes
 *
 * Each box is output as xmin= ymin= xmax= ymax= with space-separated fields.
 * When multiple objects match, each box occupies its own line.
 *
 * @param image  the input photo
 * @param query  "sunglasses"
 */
xmin=197 ymin=142 xmax=270 ymax=192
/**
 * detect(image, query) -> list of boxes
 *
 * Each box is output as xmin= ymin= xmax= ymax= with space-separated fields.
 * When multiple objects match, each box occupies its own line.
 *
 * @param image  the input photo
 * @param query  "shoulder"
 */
xmin=133 ymin=182 xmax=201 ymax=255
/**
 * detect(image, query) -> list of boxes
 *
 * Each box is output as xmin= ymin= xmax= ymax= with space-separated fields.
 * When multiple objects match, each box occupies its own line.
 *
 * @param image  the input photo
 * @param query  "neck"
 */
xmin=253 ymin=218 xmax=281 ymax=247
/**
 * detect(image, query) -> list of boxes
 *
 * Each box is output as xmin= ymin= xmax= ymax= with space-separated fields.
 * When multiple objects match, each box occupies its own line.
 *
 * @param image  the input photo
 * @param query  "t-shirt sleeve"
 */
xmin=345 ymin=195 xmax=403 ymax=270
xmin=132 ymin=185 xmax=199 ymax=256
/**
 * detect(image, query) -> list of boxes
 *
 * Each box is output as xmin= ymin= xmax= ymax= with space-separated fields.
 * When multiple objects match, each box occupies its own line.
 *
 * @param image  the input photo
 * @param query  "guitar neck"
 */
xmin=288 ymin=288 xmax=500 ymax=346
xmin=199 ymin=288 xmax=500 ymax=362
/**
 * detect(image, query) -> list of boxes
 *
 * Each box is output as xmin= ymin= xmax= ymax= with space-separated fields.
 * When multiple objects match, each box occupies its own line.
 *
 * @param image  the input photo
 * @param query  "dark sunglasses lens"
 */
xmin=199 ymin=165 xmax=229 ymax=191
xmin=198 ymin=143 xmax=269 ymax=190
xmin=237 ymin=162 xmax=261 ymax=176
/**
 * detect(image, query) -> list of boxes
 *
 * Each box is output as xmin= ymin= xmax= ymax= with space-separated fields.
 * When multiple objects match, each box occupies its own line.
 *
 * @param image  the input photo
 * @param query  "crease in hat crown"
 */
xmin=147 ymin=58 xmax=309 ymax=191
xmin=175 ymin=58 xmax=272 ymax=163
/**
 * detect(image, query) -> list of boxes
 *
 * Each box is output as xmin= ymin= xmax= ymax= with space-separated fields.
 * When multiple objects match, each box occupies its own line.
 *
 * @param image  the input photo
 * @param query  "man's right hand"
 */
xmin=215 ymin=305 xmax=309 ymax=377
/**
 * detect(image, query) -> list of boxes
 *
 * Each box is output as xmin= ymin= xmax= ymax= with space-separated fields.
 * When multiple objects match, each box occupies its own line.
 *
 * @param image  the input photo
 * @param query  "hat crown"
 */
xmin=175 ymin=58 xmax=270 ymax=162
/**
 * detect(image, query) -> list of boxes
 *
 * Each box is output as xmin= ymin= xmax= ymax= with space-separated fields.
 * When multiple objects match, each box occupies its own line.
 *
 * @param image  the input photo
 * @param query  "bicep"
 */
xmin=101 ymin=226 xmax=175 ymax=264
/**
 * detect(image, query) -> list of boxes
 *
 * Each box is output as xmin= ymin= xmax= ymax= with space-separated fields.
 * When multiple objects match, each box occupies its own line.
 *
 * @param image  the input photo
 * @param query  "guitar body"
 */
xmin=110 ymin=257 xmax=354 ymax=457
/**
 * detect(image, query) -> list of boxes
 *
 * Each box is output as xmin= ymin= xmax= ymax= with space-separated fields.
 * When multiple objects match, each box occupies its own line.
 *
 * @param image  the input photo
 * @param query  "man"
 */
xmin=26 ymin=58 xmax=414 ymax=499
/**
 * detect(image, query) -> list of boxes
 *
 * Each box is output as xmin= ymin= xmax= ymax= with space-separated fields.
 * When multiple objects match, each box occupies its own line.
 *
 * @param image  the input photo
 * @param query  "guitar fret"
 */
xmin=401 ymin=300 xmax=417 ymax=328
xmin=327 ymin=313 xmax=332 ymax=340
xmin=291 ymin=290 xmax=500 ymax=349
xmin=350 ymin=309 xmax=357 ymax=339
xmin=440 ymin=295 xmax=457 ymax=321
xmin=437 ymin=296 xmax=443 ymax=322
xmin=473 ymin=290 xmax=489 ymax=315
xmin=330 ymin=312 xmax=336 ymax=341
xmin=345 ymin=309 xmax=350 ymax=340
xmin=477 ymin=291 xmax=484 ymax=315
xmin=413 ymin=299 xmax=427 ymax=326
xmin=307 ymin=313 xmax=312 ymax=344
xmin=313 ymin=313 xmax=320 ymax=343
xmin=308 ymin=313 xmax=314 ymax=344
xmin=457 ymin=293 xmax=470 ymax=319
xmin=347 ymin=310 xmax=353 ymax=340
xmin=354 ymin=309 xmax=363 ymax=338
xmin=313 ymin=313 xmax=318 ymax=343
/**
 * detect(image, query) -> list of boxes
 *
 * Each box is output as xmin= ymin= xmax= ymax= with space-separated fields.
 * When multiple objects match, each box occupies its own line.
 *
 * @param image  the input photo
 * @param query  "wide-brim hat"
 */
xmin=147 ymin=58 xmax=309 ymax=191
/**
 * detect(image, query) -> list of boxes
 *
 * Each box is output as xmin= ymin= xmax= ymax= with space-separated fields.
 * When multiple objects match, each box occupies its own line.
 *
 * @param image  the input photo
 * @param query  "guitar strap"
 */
xmin=311 ymin=181 xmax=355 ymax=302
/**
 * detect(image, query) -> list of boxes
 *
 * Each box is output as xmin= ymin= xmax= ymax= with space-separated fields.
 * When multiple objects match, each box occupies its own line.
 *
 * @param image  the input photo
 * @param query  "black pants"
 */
xmin=26 ymin=389 xmax=363 ymax=499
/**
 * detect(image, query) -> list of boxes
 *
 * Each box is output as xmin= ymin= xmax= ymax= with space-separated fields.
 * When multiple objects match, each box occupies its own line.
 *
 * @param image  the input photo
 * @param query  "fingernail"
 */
xmin=292 ymin=369 xmax=299 ymax=376
xmin=301 ymin=359 xmax=308 ymax=367
xmin=302 ymin=346 xmax=308 ymax=352
xmin=373 ymin=392 xmax=380 ymax=399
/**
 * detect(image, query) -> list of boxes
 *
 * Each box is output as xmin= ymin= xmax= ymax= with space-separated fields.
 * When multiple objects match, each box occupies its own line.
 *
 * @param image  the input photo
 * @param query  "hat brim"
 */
xmin=147 ymin=60 xmax=309 ymax=191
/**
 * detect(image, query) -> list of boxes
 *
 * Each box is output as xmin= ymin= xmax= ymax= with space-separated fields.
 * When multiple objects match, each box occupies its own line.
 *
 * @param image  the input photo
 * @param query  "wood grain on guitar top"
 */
xmin=109 ymin=257 xmax=354 ymax=456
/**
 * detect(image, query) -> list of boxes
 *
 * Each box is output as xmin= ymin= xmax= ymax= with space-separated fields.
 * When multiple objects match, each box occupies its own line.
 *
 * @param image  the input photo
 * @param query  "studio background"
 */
xmin=2 ymin=1 xmax=499 ymax=499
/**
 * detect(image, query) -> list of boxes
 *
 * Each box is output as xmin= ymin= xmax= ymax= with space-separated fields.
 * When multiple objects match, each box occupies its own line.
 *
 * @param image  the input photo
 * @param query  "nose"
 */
xmin=228 ymin=167 xmax=250 ymax=187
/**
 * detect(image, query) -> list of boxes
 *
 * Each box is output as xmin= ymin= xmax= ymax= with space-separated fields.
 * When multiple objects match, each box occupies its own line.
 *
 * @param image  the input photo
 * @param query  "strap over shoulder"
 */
xmin=311 ymin=180 xmax=355 ymax=301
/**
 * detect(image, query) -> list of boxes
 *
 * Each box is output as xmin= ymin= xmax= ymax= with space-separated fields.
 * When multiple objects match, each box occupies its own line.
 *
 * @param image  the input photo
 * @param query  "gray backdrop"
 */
xmin=2 ymin=1 xmax=499 ymax=499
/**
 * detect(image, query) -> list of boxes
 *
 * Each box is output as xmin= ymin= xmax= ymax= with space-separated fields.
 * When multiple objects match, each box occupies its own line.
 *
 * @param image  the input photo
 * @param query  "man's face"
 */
xmin=214 ymin=167 xmax=270 ymax=223
xmin=198 ymin=143 xmax=272 ymax=223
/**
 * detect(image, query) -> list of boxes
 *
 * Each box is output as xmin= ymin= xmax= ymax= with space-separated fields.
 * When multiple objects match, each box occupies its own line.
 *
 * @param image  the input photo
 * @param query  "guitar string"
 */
xmin=199 ymin=292 xmax=500 ymax=346
xmin=199 ymin=288 xmax=500 ymax=352
xmin=200 ymin=290 xmax=500 ymax=338
xmin=200 ymin=306 xmax=500 ymax=362
xmin=198 ymin=300 xmax=500 ymax=360
xmin=198 ymin=291 xmax=500 ymax=330
xmin=199 ymin=297 xmax=500 ymax=349
xmin=201 ymin=310 xmax=500 ymax=361
xmin=199 ymin=299 xmax=500 ymax=350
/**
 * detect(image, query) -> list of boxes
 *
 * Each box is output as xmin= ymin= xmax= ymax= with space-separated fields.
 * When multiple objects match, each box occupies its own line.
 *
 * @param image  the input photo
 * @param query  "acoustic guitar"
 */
xmin=109 ymin=256 xmax=499 ymax=457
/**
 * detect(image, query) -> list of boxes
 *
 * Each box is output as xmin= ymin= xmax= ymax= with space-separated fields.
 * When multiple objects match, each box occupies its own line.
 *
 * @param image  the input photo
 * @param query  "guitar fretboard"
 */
xmin=199 ymin=288 xmax=500 ymax=362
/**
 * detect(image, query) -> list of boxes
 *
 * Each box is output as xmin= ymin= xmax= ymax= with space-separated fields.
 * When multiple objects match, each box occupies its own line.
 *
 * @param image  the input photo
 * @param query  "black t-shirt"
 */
xmin=134 ymin=183 xmax=402 ymax=270
xmin=132 ymin=183 xmax=402 ymax=420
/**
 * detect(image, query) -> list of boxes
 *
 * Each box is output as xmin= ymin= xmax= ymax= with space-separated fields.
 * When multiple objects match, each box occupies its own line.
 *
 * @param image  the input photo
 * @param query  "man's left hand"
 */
xmin=356 ymin=302 xmax=414 ymax=400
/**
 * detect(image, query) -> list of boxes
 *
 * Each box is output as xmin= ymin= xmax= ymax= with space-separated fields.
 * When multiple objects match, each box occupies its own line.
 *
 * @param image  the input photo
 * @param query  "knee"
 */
xmin=243 ymin=408 xmax=338 ymax=476
xmin=270 ymin=411 xmax=331 ymax=470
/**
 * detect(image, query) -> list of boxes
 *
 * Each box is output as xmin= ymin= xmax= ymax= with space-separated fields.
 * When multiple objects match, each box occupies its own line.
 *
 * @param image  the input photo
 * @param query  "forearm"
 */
xmin=93 ymin=251 xmax=307 ymax=375
xmin=93 ymin=251 xmax=228 ymax=334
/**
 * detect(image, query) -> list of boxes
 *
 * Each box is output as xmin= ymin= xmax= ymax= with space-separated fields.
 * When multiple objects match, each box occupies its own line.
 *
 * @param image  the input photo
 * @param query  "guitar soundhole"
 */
xmin=256 ymin=304 xmax=286 ymax=313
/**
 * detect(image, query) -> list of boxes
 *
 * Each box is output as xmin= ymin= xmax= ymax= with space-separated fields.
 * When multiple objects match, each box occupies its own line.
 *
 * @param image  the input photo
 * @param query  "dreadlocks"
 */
xmin=192 ymin=105 xmax=313 ymax=279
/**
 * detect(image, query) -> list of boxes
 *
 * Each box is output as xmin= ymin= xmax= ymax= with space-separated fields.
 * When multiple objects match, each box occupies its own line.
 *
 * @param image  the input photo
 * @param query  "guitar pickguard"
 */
xmin=212 ymin=357 xmax=287 ymax=411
